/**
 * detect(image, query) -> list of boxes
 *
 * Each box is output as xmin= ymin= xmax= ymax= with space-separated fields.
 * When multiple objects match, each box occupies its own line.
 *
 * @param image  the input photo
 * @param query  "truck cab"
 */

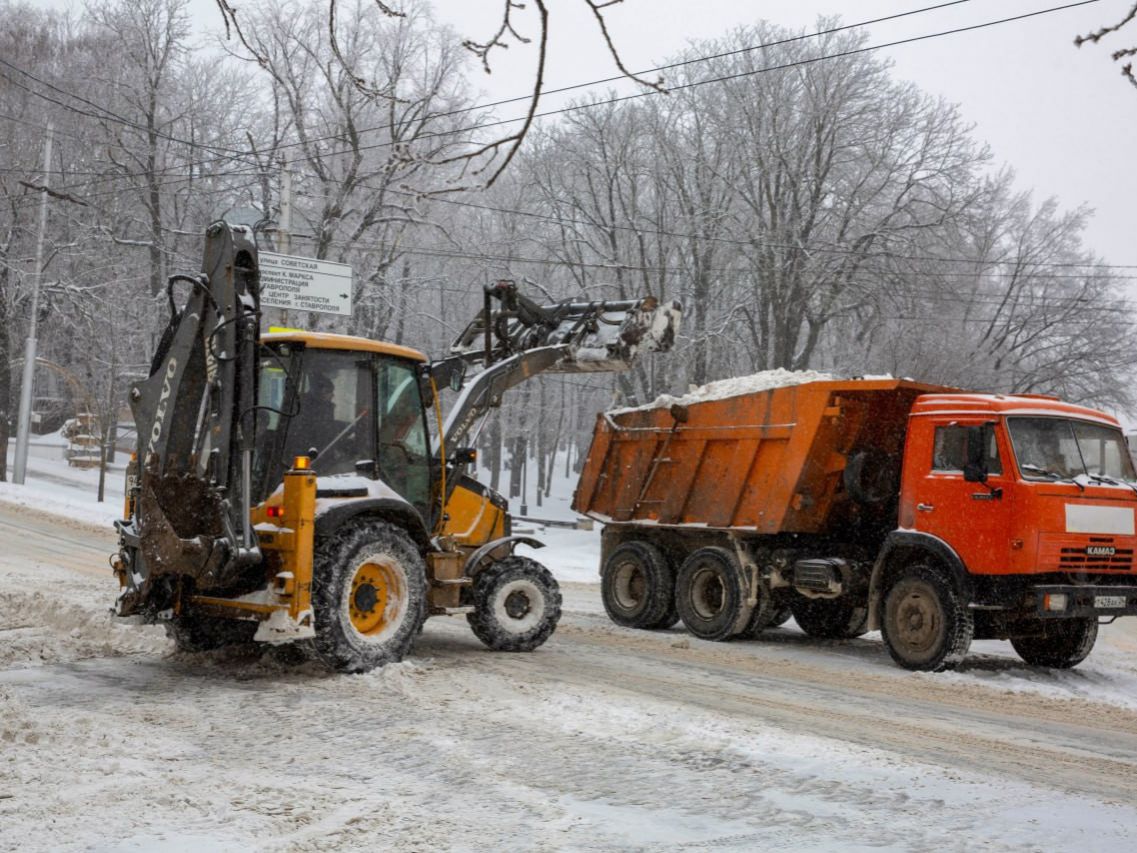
xmin=901 ymin=393 xmax=1137 ymax=580
xmin=878 ymin=393 xmax=1137 ymax=667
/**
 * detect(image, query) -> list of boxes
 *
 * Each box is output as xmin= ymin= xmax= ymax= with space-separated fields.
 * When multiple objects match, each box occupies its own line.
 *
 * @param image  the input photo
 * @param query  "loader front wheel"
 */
xmin=601 ymin=540 xmax=674 ymax=629
xmin=1011 ymin=618 xmax=1097 ymax=669
xmin=311 ymin=521 xmax=427 ymax=673
xmin=675 ymin=547 xmax=749 ymax=642
xmin=468 ymin=556 xmax=562 ymax=652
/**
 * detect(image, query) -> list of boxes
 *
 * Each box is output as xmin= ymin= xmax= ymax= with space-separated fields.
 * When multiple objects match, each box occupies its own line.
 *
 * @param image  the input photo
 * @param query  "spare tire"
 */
xmin=843 ymin=448 xmax=900 ymax=505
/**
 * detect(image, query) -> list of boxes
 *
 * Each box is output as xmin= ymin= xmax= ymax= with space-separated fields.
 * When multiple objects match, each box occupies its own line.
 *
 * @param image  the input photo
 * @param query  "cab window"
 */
xmin=932 ymin=425 xmax=1003 ymax=475
xmin=288 ymin=350 xmax=374 ymax=477
xmin=376 ymin=358 xmax=431 ymax=516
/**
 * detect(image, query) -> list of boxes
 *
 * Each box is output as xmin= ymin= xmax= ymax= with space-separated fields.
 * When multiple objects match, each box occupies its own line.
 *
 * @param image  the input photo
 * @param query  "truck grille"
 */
xmin=1057 ymin=547 xmax=1133 ymax=570
xmin=1038 ymin=535 xmax=1134 ymax=572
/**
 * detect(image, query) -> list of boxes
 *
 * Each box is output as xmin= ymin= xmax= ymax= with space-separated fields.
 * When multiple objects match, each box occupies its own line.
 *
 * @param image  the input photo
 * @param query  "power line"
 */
xmin=0 ymin=1 xmax=1082 ymax=198
xmin=245 ymin=1 xmax=1104 ymax=183
xmin=0 ymin=57 xmax=251 ymax=159
xmin=286 ymin=229 xmax=1137 ymax=300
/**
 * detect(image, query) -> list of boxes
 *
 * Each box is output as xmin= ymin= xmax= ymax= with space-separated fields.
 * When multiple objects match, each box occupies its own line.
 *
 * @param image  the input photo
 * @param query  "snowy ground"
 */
xmin=3 ymin=449 xmax=1137 ymax=850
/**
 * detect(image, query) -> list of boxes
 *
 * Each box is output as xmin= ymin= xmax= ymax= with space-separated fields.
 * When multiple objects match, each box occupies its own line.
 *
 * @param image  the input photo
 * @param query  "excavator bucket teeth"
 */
xmin=136 ymin=456 xmax=226 ymax=583
xmin=451 ymin=281 xmax=682 ymax=372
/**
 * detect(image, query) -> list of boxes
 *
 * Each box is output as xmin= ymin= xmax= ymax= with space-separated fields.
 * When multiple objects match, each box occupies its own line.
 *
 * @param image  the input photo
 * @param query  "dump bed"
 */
xmin=572 ymin=378 xmax=952 ymax=534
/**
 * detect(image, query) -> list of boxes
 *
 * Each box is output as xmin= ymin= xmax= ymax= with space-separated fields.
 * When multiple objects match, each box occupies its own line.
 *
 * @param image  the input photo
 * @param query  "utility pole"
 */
xmin=13 ymin=123 xmax=54 ymax=485
xmin=269 ymin=153 xmax=292 ymax=330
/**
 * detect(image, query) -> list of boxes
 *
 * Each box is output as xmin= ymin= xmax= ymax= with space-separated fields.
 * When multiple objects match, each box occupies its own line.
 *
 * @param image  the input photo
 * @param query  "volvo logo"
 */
xmin=146 ymin=358 xmax=178 ymax=458
xmin=1087 ymin=545 xmax=1116 ymax=557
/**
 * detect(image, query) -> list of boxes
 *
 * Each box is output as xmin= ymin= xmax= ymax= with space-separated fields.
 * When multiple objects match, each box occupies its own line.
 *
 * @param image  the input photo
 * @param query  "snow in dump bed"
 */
xmin=611 ymin=368 xmax=834 ymax=415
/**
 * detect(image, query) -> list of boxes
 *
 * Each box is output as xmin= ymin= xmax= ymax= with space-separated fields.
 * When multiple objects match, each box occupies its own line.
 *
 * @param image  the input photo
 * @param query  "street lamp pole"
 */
xmin=13 ymin=123 xmax=54 ymax=485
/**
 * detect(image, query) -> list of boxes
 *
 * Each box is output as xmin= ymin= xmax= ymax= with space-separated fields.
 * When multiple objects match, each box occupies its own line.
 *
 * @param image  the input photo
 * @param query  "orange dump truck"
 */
xmin=572 ymin=376 xmax=1137 ymax=670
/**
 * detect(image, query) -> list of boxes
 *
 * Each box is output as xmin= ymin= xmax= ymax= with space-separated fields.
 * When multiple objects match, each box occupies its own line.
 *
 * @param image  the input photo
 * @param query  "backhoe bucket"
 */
xmin=451 ymin=281 xmax=682 ymax=372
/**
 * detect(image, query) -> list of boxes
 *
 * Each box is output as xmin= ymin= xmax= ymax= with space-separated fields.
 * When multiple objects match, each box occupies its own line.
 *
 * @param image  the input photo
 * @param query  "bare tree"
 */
xmin=1075 ymin=2 xmax=1137 ymax=89
xmin=213 ymin=0 xmax=662 ymax=190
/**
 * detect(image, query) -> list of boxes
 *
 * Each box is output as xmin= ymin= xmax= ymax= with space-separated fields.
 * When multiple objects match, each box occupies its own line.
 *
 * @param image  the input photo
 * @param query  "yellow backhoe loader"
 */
xmin=111 ymin=223 xmax=680 ymax=672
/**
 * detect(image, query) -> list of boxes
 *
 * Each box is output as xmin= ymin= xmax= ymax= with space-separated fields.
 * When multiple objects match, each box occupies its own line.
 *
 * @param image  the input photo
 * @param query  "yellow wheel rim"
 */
xmin=348 ymin=560 xmax=403 ymax=638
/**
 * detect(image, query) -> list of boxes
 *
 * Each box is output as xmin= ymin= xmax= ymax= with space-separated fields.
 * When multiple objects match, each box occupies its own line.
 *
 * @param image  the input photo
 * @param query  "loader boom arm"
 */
xmin=438 ymin=280 xmax=681 ymax=455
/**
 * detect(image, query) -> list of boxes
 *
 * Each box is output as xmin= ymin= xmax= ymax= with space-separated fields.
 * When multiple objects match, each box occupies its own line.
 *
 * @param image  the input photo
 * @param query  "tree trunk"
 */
xmin=0 ymin=270 xmax=11 ymax=482
xmin=487 ymin=414 xmax=502 ymax=493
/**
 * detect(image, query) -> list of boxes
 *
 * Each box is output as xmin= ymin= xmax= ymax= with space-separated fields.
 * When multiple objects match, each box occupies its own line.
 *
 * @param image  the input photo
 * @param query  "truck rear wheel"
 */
xmin=675 ymin=547 xmax=748 ymax=641
xmin=789 ymin=597 xmax=867 ymax=639
xmin=468 ymin=556 xmax=562 ymax=652
xmin=768 ymin=604 xmax=792 ymax=627
xmin=739 ymin=600 xmax=791 ymax=638
xmin=601 ymin=541 xmax=675 ymax=629
xmin=881 ymin=564 xmax=973 ymax=671
xmin=1011 ymin=618 xmax=1097 ymax=668
xmin=311 ymin=520 xmax=427 ymax=673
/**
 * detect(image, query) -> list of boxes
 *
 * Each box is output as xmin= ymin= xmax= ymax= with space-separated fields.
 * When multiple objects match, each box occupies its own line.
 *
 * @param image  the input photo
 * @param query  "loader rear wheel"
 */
xmin=881 ymin=564 xmax=973 ymax=671
xmin=789 ymin=596 xmax=868 ymax=640
xmin=468 ymin=556 xmax=562 ymax=652
xmin=1011 ymin=618 xmax=1097 ymax=669
xmin=675 ymin=547 xmax=749 ymax=642
xmin=311 ymin=521 xmax=427 ymax=673
xmin=601 ymin=541 xmax=674 ymax=629
xmin=166 ymin=615 xmax=257 ymax=653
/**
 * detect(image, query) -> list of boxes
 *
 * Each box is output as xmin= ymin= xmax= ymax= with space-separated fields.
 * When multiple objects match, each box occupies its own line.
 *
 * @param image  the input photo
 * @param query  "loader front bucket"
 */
xmin=451 ymin=281 xmax=682 ymax=372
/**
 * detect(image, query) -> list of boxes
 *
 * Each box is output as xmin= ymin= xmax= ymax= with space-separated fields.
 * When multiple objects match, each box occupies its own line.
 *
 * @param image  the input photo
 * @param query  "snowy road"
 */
xmin=3 ymin=504 xmax=1137 ymax=851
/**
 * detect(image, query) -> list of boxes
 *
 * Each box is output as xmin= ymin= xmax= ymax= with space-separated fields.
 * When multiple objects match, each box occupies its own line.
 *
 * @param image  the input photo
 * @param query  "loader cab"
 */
xmin=253 ymin=333 xmax=436 ymax=522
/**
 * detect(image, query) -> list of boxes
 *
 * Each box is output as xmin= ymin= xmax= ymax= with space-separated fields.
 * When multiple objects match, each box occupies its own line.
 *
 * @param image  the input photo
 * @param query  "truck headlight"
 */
xmin=1043 ymin=593 xmax=1068 ymax=612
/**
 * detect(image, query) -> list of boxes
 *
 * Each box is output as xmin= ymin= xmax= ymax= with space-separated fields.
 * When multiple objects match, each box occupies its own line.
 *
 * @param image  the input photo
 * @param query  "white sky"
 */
xmin=38 ymin=0 xmax=1134 ymax=264
xmin=437 ymin=0 xmax=1136 ymax=267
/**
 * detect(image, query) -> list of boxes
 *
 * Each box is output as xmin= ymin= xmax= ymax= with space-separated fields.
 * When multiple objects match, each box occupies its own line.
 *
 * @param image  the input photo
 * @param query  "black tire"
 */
xmin=1011 ymin=618 xmax=1098 ymax=669
xmin=468 ymin=556 xmax=562 ymax=652
xmin=789 ymin=596 xmax=868 ymax=640
xmin=738 ymin=598 xmax=791 ymax=639
xmin=166 ymin=615 xmax=258 ymax=653
xmin=881 ymin=564 xmax=973 ymax=671
xmin=601 ymin=540 xmax=674 ymax=629
xmin=655 ymin=604 xmax=681 ymax=630
xmin=768 ymin=603 xmax=793 ymax=628
xmin=310 ymin=520 xmax=427 ymax=673
xmin=675 ymin=547 xmax=750 ymax=642
xmin=843 ymin=449 xmax=900 ymax=505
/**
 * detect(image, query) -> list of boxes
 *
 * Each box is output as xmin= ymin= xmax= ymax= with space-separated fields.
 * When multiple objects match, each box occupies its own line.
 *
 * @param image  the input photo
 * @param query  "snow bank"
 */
xmin=0 ymin=580 xmax=166 ymax=670
xmin=611 ymin=367 xmax=834 ymax=414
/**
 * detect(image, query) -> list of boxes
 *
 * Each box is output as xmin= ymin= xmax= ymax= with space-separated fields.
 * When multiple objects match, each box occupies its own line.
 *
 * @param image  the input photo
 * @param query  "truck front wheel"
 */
xmin=675 ymin=547 xmax=748 ymax=642
xmin=881 ymin=564 xmax=973 ymax=671
xmin=1011 ymin=618 xmax=1097 ymax=669
xmin=468 ymin=556 xmax=562 ymax=652
xmin=311 ymin=521 xmax=427 ymax=673
xmin=601 ymin=541 xmax=675 ymax=629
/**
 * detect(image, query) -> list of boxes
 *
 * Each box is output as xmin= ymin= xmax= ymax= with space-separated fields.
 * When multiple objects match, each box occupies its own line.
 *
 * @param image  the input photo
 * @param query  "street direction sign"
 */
xmin=259 ymin=251 xmax=353 ymax=317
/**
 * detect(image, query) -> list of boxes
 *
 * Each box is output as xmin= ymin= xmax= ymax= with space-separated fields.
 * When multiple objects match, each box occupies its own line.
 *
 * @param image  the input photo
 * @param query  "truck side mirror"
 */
xmin=963 ymin=425 xmax=988 ymax=483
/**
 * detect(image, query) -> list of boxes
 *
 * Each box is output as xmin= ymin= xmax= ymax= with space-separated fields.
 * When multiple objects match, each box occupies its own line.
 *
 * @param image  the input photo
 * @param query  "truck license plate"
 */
xmin=1095 ymin=595 xmax=1127 ymax=609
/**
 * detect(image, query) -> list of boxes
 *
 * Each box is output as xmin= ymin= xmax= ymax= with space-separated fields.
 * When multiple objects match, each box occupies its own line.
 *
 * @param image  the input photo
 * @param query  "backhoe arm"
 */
xmin=117 ymin=222 xmax=261 ymax=615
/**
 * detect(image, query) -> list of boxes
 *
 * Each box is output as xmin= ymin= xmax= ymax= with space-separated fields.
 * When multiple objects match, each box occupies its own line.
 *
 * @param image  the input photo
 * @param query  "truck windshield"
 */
xmin=1007 ymin=417 xmax=1136 ymax=483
